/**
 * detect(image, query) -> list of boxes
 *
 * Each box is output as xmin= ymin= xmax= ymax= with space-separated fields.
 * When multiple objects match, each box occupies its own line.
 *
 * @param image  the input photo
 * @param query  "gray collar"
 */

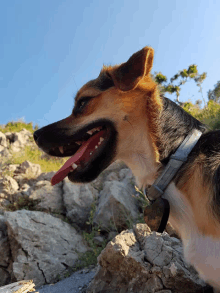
xmin=143 ymin=128 xmax=203 ymax=202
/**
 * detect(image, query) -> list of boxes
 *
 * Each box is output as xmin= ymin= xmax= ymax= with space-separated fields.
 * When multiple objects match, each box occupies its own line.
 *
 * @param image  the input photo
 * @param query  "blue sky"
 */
xmin=1 ymin=0 xmax=220 ymax=128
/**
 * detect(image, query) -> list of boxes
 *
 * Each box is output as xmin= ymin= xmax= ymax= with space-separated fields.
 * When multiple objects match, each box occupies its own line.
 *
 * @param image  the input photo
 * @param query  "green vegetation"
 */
xmin=4 ymin=145 xmax=66 ymax=173
xmin=6 ymin=195 xmax=41 ymax=212
xmin=153 ymin=64 xmax=207 ymax=103
xmin=73 ymin=200 xmax=107 ymax=271
xmin=74 ymin=230 xmax=106 ymax=271
xmin=0 ymin=120 xmax=38 ymax=134
xmin=182 ymin=100 xmax=220 ymax=130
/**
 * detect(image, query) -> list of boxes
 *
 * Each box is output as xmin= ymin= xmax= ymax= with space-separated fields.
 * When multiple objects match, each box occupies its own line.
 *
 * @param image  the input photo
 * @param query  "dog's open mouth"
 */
xmin=50 ymin=125 xmax=111 ymax=185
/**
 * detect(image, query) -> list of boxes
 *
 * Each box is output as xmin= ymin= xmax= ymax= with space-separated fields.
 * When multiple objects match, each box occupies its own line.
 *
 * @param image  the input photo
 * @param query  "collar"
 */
xmin=143 ymin=128 xmax=203 ymax=233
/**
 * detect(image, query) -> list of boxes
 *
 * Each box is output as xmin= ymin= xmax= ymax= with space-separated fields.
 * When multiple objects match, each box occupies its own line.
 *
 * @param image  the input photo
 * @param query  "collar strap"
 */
xmin=144 ymin=129 xmax=203 ymax=202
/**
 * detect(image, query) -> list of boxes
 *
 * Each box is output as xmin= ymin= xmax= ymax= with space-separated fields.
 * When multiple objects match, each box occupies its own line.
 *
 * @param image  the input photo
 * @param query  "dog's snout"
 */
xmin=33 ymin=130 xmax=40 ymax=143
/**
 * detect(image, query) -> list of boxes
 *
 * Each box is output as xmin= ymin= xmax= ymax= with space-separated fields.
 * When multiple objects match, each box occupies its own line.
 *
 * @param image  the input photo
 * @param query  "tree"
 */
xmin=208 ymin=81 xmax=220 ymax=104
xmin=153 ymin=65 xmax=207 ymax=104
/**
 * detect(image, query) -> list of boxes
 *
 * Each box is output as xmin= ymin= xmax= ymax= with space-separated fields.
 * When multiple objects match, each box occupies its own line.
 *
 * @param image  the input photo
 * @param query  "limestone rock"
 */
xmin=36 ymin=171 xmax=56 ymax=182
xmin=8 ymin=129 xmax=32 ymax=152
xmin=0 ymin=215 xmax=11 ymax=267
xmin=0 ymin=147 xmax=11 ymax=158
xmin=93 ymin=180 xmax=139 ymax=231
xmin=19 ymin=183 xmax=31 ymax=196
xmin=0 ymin=132 xmax=7 ymax=148
xmin=5 ymin=210 xmax=88 ymax=287
xmin=0 ymin=267 xmax=11 ymax=287
xmin=0 ymin=280 xmax=37 ymax=293
xmin=0 ymin=176 xmax=19 ymax=196
xmin=15 ymin=160 xmax=41 ymax=178
xmin=87 ymin=224 xmax=208 ymax=293
xmin=29 ymin=180 xmax=64 ymax=213
xmin=0 ymin=215 xmax=11 ymax=286
xmin=63 ymin=178 xmax=98 ymax=228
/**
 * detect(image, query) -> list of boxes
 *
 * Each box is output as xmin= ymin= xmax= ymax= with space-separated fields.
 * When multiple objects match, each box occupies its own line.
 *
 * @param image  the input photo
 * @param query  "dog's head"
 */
xmin=34 ymin=46 xmax=161 ymax=185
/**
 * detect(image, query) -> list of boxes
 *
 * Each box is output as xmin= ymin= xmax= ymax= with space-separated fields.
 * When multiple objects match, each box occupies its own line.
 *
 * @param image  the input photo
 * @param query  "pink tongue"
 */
xmin=51 ymin=130 xmax=105 ymax=186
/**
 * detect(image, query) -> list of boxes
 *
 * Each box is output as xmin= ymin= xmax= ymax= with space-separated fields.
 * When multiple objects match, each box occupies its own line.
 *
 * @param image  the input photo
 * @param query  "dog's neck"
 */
xmin=156 ymin=96 xmax=207 ymax=164
xmin=119 ymin=96 xmax=207 ymax=190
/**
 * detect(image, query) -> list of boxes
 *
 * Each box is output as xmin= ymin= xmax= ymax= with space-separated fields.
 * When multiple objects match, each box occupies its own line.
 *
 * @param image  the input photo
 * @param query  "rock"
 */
xmin=0 ymin=280 xmax=37 ymax=293
xmin=36 ymin=171 xmax=56 ymax=182
xmin=0 ymin=215 xmax=11 ymax=267
xmin=8 ymin=129 xmax=32 ymax=152
xmin=105 ymin=171 xmax=119 ymax=181
xmin=107 ymin=231 xmax=118 ymax=241
xmin=0 ymin=215 xmax=11 ymax=286
xmin=0 ymin=147 xmax=11 ymax=159
xmin=63 ymin=178 xmax=98 ymax=228
xmin=0 ymin=198 xmax=10 ymax=210
xmin=29 ymin=180 xmax=64 ymax=213
xmin=7 ymin=164 xmax=19 ymax=173
xmin=5 ymin=210 xmax=88 ymax=287
xmin=93 ymin=236 xmax=105 ymax=246
xmin=118 ymin=168 xmax=130 ymax=180
xmin=93 ymin=180 xmax=139 ymax=231
xmin=20 ymin=183 xmax=31 ymax=196
xmin=15 ymin=160 xmax=41 ymax=178
xmin=87 ymin=224 xmax=208 ymax=293
xmin=0 ymin=176 xmax=19 ymax=196
xmin=0 ymin=267 xmax=11 ymax=287
xmin=0 ymin=131 xmax=7 ymax=148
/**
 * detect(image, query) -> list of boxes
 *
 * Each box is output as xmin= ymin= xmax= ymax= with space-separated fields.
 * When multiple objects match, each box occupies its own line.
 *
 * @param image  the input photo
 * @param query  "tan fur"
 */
xmin=179 ymin=163 xmax=219 ymax=237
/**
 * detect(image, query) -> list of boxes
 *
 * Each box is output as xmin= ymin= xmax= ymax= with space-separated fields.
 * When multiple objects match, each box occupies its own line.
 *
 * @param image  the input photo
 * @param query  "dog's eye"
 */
xmin=78 ymin=100 xmax=87 ymax=109
xmin=73 ymin=97 xmax=91 ymax=115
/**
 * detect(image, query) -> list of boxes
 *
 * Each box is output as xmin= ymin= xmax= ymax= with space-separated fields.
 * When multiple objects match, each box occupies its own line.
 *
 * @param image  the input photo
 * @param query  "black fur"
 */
xmin=157 ymin=96 xmax=208 ymax=164
xmin=88 ymin=71 xmax=114 ymax=91
xmin=158 ymin=96 xmax=220 ymax=220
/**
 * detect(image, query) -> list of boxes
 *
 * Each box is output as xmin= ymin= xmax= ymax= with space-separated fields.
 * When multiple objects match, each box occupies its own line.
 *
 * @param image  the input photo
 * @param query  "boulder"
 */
xmin=87 ymin=224 xmax=209 ymax=293
xmin=63 ymin=178 xmax=98 ymax=228
xmin=0 ymin=176 xmax=19 ymax=198
xmin=29 ymin=180 xmax=64 ymax=213
xmin=5 ymin=210 xmax=88 ymax=287
xmin=0 ymin=215 xmax=11 ymax=286
xmin=0 ymin=280 xmax=37 ymax=293
xmin=15 ymin=160 xmax=41 ymax=178
xmin=8 ymin=129 xmax=32 ymax=152
xmin=0 ymin=215 xmax=11 ymax=266
xmin=0 ymin=132 xmax=7 ymax=148
xmin=36 ymin=171 xmax=56 ymax=182
xmin=93 ymin=180 xmax=139 ymax=231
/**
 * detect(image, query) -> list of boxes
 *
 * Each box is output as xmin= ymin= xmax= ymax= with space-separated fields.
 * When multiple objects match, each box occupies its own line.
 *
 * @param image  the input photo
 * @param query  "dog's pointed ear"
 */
xmin=110 ymin=46 xmax=154 ymax=91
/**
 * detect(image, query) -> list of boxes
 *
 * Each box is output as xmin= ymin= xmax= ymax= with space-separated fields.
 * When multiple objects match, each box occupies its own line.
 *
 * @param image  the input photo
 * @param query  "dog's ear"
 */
xmin=110 ymin=46 xmax=154 ymax=91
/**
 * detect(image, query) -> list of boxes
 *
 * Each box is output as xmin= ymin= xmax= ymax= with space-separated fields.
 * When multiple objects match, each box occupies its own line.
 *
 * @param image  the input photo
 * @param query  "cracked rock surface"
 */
xmin=5 ymin=210 xmax=88 ymax=287
xmin=87 ymin=224 xmax=209 ymax=293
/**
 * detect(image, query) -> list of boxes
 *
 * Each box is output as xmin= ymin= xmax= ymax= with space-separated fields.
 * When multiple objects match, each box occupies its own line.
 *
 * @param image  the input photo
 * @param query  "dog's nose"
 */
xmin=33 ymin=130 xmax=40 ymax=143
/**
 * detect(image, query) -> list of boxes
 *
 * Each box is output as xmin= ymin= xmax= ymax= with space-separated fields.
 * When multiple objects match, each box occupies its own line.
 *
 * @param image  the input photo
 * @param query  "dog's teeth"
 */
xmin=76 ymin=141 xmax=82 ymax=145
xmin=90 ymin=152 xmax=93 ymax=155
xmin=87 ymin=130 xmax=93 ymax=135
xmin=59 ymin=146 xmax=64 ymax=154
xmin=98 ymin=142 xmax=101 ymax=145
xmin=72 ymin=163 xmax=78 ymax=169
xmin=95 ymin=145 xmax=98 ymax=149
xmin=100 ymin=137 xmax=104 ymax=142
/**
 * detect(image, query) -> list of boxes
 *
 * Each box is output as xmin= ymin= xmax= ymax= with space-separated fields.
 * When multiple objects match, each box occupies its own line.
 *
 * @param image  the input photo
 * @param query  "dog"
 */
xmin=34 ymin=46 xmax=220 ymax=292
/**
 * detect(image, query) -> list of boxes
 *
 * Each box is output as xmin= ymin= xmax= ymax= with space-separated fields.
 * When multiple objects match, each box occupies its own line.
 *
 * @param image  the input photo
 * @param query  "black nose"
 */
xmin=33 ymin=130 xmax=40 ymax=143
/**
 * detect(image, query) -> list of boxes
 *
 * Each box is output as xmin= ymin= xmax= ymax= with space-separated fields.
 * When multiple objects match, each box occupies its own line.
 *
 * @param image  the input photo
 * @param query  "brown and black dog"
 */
xmin=34 ymin=47 xmax=220 ymax=291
